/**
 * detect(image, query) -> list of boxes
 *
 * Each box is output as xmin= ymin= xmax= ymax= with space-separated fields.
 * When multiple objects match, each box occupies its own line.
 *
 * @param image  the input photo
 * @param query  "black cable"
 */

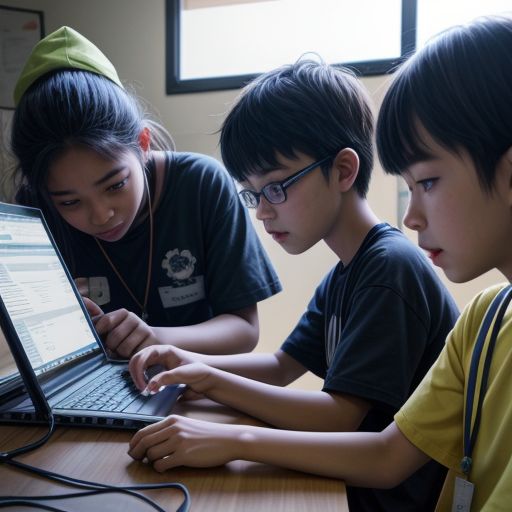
xmin=0 ymin=414 xmax=190 ymax=512
xmin=0 ymin=500 xmax=68 ymax=511
xmin=1 ymin=453 xmax=190 ymax=512
xmin=1 ymin=458 xmax=190 ymax=511
xmin=0 ymin=483 xmax=191 ymax=511
xmin=0 ymin=414 xmax=55 ymax=461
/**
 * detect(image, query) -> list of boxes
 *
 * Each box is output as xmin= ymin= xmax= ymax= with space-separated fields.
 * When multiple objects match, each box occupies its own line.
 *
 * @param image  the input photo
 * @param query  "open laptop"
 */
xmin=0 ymin=201 xmax=184 ymax=429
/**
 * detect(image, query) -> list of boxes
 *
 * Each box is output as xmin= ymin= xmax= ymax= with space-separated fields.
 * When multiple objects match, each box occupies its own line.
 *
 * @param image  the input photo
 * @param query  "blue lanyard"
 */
xmin=461 ymin=285 xmax=512 ymax=475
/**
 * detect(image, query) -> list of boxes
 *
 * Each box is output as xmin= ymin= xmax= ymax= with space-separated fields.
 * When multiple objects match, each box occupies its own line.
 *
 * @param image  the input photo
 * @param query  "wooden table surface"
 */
xmin=0 ymin=399 xmax=348 ymax=512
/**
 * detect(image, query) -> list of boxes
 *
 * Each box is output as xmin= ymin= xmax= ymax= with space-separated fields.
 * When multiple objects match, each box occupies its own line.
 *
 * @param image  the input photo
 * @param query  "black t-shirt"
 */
xmin=282 ymin=223 xmax=459 ymax=512
xmin=65 ymin=152 xmax=281 ymax=326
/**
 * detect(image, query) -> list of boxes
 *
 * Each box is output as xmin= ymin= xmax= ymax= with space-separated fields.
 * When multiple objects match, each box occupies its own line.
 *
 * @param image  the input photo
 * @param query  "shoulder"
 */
xmin=466 ymin=282 xmax=510 ymax=307
xmin=457 ymin=283 xmax=510 ymax=334
xmin=350 ymin=225 xmax=458 ymax=316
xmin=315 ymin=263 xmax=343 ymax=292
xmin=368 ymin=226 xmax=424 ymax=259
xmin=154 ymin=151 xmax=236 ymax=203
xmin=167 ymin=151 xmax=232 ymax=181
xmin=438 ymin=283 xmax=510 ymax=366
xmin=154 ymin=151 xmax=243 ymax=221
xmin=355 ymin=226 xmax=433 ymax=279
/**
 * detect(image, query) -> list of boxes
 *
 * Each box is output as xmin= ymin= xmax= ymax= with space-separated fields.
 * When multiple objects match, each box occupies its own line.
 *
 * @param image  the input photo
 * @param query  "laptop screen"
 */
xmin=0 ymin=204 xmax=98 ymax=381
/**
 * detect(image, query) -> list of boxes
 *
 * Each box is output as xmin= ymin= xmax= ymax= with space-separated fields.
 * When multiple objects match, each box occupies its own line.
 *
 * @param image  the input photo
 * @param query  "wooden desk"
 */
xmin=0 ymin=399 xmax=348 ymax=511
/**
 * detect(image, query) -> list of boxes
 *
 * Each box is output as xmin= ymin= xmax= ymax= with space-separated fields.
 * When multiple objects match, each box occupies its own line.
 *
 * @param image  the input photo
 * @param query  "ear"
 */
xmin=138 ymin=127 xmax=151 ymax=155
xmin=331 ymin=148 xmax=360 ymax=192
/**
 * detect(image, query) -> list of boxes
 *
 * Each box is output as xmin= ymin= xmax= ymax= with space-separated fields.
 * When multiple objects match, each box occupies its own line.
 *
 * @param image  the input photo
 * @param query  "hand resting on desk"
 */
xmin=128 ymin=415 xmax=243 ymax=472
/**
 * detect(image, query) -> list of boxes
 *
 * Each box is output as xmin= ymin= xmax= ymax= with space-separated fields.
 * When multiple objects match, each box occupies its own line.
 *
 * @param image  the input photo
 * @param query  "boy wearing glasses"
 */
xmin=128 ymin=60 xmax=459 ymax=511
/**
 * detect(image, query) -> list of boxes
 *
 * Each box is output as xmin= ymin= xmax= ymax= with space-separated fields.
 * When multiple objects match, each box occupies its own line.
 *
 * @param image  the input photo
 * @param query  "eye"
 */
xmin=418 ymin=178 xmax=438 ymax=192
xmin=263 ymin=182 xmax=284 ymax=202
xmin=108 ymin=177 xmax=128 ymax=191
xmin=58 ymin=199 xmax=79 ymax=207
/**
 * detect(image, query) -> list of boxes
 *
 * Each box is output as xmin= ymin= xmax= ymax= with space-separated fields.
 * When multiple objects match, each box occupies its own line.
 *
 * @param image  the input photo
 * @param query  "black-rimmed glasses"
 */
xmin=238 ymin=155 xmax=334 ymax=208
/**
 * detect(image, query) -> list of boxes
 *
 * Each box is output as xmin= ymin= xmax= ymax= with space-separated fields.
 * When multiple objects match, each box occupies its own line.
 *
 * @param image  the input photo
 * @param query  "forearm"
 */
xmin=152 ymin=310 xmax=258 ymax=355
xmin=94 ymin=306 xmax=258 ymax=358
xmin=191 ymin=351 xmax=303 ymax=386
xmin=231 ymin=422 xmax=428 ymax=487
xmin=129 ymin=416 xmax=429 ymax=482
xmin=202 ymin=369 xmax=365 ymax=431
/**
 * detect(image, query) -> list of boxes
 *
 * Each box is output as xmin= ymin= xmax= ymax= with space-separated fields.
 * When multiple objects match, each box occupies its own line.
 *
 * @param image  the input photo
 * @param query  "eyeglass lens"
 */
xmin=263 ymin=183 xmax=285 ymax=204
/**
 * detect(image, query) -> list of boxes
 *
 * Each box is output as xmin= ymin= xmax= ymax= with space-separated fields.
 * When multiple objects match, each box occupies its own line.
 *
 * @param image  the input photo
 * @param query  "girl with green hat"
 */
xmin=9 ymin=26 xmax=281 ymax=358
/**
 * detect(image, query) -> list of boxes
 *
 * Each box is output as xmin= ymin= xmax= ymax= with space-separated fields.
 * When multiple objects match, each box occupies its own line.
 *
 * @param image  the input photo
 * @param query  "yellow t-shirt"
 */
xmin=395 ymin=283 xmax=512 ymax=511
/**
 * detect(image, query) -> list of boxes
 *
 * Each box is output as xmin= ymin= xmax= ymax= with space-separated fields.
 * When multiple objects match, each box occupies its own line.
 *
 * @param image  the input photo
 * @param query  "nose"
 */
xmin=255 ymin=196 xmax=276 ymax=222
xmin=402 ymin=195 xmax=425 ymax=232
xmin=89 ymin=201 xmax=114 ymax=226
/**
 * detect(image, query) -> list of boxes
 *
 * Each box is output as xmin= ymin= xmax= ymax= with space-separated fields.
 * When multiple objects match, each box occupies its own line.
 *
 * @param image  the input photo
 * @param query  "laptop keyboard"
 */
xmin=55 ymin=365 xmax=141 ymax=412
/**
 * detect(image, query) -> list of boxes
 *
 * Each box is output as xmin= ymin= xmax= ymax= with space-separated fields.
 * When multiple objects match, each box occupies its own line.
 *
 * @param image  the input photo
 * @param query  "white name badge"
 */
xmin=452 ymin=476 xmax=474 ymax=512
xmin=88 ymin=276 xmax=110 ymax=306
xmin=158 ymin=276 xmax=205 ymax=308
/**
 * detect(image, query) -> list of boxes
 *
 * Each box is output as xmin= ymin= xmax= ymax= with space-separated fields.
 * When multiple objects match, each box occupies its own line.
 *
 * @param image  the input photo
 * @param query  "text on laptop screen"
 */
xmin=0 ymin=211 xmax=97 ymax=375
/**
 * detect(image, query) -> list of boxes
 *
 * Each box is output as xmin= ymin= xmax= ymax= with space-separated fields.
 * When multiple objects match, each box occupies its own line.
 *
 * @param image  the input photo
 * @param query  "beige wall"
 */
xmin=2 ymin=0 xmax=504 ymax=388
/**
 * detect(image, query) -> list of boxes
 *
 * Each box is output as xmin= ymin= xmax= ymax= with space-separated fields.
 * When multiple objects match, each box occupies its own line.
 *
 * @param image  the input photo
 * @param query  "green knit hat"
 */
xmin=13 ymin=26 xmax=123 ymax=105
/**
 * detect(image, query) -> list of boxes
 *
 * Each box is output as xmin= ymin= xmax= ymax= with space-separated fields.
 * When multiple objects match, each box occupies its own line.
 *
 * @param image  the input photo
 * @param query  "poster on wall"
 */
xmin=0 ymin=5 xmax=44 ymax=109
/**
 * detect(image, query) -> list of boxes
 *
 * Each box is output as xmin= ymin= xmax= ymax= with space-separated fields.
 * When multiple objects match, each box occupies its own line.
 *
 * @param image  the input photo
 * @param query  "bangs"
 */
xmin=220 ymin=59 xmax=374 ymax=193
xmin=376 ymin=77 xmax=432 ymax=176
xmin=220 ymin=128 xmax=296 ymax=182
xmin=220 ymin=96 xmax=304 ymax=182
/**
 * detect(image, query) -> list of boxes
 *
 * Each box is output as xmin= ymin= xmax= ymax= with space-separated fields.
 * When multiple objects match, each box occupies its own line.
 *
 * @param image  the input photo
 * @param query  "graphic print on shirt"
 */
xmin=159 ymin=248 xmax=206 ymax=308
xmin=324 ymin=269 xmax=346 ymax=366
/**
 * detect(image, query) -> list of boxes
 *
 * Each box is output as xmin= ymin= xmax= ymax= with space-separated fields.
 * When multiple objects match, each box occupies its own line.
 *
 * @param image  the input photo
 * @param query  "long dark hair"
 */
xmin=10 ymin=69 xmax=174 ymax=264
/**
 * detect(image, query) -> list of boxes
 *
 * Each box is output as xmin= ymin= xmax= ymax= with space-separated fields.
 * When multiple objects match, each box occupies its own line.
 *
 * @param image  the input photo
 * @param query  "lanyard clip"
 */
xmin=461 ymin=455 xmax=472 ymax=475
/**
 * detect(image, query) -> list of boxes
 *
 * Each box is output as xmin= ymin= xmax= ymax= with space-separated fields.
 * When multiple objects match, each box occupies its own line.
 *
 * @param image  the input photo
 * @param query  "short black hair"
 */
xmin=376 ymin=16 xmax=512 ymax=191
xmin=220 ymin=59 xmax=374 ymax=198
